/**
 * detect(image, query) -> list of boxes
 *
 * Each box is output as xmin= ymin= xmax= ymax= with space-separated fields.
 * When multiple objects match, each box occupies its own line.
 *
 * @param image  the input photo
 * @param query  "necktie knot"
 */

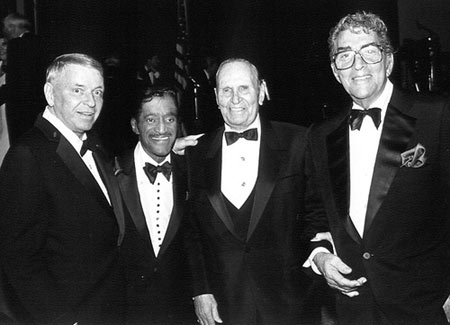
xmin=80 ymin=137 xmax=99 ymax=156
xmin=349 ymin=108 xmax=382 ymax=131
xmin=143 ymin=161 xmax=172 ymax=184
xmin=225 ymin=128 xmax=258 ymax=145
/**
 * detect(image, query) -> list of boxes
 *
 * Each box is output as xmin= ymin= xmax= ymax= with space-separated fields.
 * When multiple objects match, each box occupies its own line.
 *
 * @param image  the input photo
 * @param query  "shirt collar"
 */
xmin=43 ymin=107 xmax=86 ymax=153
xmin=224 ymin=114 xmax=261 ymax=133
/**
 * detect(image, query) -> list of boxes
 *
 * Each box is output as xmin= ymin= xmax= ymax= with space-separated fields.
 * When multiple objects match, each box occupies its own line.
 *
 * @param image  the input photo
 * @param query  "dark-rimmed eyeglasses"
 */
xmin=333 ymin=43 xmax=384 ymax=70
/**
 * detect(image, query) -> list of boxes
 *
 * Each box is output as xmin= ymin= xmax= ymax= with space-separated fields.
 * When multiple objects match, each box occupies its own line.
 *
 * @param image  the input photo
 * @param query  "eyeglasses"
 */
xmin=333 ymin=43 xmax=383 ymax=70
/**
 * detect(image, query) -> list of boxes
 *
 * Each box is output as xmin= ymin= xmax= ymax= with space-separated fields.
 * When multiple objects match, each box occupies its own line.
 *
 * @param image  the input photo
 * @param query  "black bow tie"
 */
xmin=349 ymin=108 xmax=382 ymax=131
xmin=143 ymin=161 xmax=172 ymax=184
xmin=80 ymin=136 xmax=99 ymax=156
xmin=225 ymin=128 xmax=258 ymax=145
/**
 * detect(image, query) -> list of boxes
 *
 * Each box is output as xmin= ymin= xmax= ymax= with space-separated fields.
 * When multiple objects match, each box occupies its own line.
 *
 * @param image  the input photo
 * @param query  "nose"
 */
xmin=231 ymin=90 xmax=240 ymax=104
xmin=84 ymin=92 xmax=96 ymax=107
xmin=156 ymin=118 xmax=167 ymax=134
xmin=353 ymin=53 xmax=366 ymax=70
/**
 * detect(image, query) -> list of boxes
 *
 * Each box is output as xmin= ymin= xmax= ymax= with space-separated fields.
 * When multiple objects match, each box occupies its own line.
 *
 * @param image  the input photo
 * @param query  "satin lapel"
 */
xmin=95 ymin=151 xmax=125 ymax=245
xmin=159 ymin=154 xmax=186 ymax=256
xmin=246 ymin=122 xmax=279 ymax=241
xmin=205 ymin=129 xmax=240 ymax=239
xmin=56 ymin=136 xmax=110 ymax=209
xmin=117 ymin=154 xmax=153 ymax=252
xmin=325 ymin=115 xmax=362 ymax=244
xmin=363 ymin=103 xmax=416 ymax=235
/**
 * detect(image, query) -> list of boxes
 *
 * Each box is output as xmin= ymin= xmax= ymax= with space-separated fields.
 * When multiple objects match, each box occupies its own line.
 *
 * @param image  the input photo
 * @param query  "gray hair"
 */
xmin=46 ymin=53 xmax=103 ymax=83
xmin=328 ymin=11 xmax=394 ymax=61
xmin=215 ymin=58 xmax=260 ymax=88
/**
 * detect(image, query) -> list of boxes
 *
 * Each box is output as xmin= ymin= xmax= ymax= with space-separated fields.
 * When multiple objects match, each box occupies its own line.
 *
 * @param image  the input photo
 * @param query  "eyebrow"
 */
xmin=336 ymin=42 xmax=378 ymax=52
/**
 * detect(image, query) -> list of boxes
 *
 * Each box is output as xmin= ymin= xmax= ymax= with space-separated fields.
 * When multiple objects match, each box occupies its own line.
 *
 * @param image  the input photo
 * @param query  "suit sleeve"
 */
xmin=0 ymin=144 xmax=75 ymax=323
xmin=300 ymin=130 xmax=333 ymax=255
xmin=183 ymin=146 xmax=212 ymax=297
xmin=438 ymin=98 xmax=450 ymax=293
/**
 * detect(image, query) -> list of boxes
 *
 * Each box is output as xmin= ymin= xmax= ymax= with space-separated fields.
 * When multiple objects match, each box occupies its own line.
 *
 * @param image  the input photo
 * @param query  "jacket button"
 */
xmin=362 ymin=252 xmax=372 ymax=260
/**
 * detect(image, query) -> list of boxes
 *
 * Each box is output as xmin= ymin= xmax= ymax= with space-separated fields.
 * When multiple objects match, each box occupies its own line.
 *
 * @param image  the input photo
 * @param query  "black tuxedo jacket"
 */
xmin=117 ymin=150 xmax=195 ymax=324
xmin=306 ymin=89 xmax=450 ymax=324
xmin=185 ymin=119 xmax=330 ymax=324
xmin=0 ymin=115 xmax=126 ymax=323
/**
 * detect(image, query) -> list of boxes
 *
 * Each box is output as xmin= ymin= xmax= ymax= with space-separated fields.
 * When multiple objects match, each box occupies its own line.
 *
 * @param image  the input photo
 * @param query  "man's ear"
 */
xmin=331 ymin=63 xmax=342 ymax=84
xmin=214 ymin=87 xmax=220 ymax=108
xmin=258 ymin=80 xmax=268 ymax=106
xmin=44 ymin=82 xmax=54 ymax=106
xmin=130 ymin=118 xmax=139 ymax=135
xmin=385 ymin=52 xmax=394 ymax=78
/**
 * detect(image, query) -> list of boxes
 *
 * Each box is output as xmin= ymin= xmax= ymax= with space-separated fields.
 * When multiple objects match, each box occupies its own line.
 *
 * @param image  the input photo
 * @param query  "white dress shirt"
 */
xmin=304 ymin=81 xmax=393 ymax=273
xmin=43 ymin=108 xmax=111 ymax=204
xmin=349 ymin=80 xmax=393 ymax=237
xmin=221 ymin=116 xmax=261 ymax=209
xmin=134 ymin=142 xmax=173 ymax=256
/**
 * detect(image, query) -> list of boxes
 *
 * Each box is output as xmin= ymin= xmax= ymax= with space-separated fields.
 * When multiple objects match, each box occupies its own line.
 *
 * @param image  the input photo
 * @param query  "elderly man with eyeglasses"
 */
xmin=304 ymin=11 xmax=450 ymax=325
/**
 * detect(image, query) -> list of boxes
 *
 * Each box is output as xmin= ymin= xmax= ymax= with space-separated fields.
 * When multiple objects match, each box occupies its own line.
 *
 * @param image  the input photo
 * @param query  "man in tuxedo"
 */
xmin=2 ymin=12 xmax=48 ymax=144
xmin=117 ymin=86 xmax=196 ymax=324
xmin=185 ymin=58 xmax=330 ymax=325
xmin=306 ymin=11 xmax=450 ymax=324
xmin=0 ymin=53 xmax=126 ymax=323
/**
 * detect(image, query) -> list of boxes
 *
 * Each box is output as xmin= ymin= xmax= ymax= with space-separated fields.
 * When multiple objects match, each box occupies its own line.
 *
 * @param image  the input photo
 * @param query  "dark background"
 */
xmin=1 ymin=0 xmax=448 ymax=128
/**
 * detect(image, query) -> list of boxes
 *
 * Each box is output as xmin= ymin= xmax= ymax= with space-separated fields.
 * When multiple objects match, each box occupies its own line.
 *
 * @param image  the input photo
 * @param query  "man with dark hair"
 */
xmin=0 ymin=53 xmax=126 ymax=323
xmin=2 ymin=12 xmax=48 ymax=144
xmin=117 ymin=86 xmax=196 ymax=324
xmin=306 ymin=11 xmax=450 ymax=324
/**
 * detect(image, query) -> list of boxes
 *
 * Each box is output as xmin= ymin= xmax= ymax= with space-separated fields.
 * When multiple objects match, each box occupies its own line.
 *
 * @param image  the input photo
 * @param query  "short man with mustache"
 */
xmin=116 ymin=86 xmax=196 ymax=324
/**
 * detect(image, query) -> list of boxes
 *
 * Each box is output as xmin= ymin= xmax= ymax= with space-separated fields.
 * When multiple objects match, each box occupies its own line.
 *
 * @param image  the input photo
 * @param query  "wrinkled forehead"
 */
xmin=217 ymin=61 xmax=258 ymax=88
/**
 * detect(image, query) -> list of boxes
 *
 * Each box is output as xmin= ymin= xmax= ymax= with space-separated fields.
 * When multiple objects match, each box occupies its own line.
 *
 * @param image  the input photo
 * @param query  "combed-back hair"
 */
xmin=46 ymin=53 xmax=103 ymax=83
xmin=328 ymin=11 xmax=394 ymax=61
xmin=131 ymin=86 xmax=178 ymax=120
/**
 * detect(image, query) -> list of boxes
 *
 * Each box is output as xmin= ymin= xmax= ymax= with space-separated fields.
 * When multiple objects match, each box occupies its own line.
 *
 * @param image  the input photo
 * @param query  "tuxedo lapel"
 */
xmin=321 ymin=111 xmax=361 ymax=244
xmin=204 ymin=129 xmax=240 ymax=239
xmin=159 ymin=154 xmax=185 ymax=256
xmin=364 ymin=96 xmax=416 ymax=235
xmin=246 ymin=121 xmax=279 ymax=240
xmin=94 ymin=150 xmax=125 ymax=246
xmin=56 ymin=133 xmax=110 ymax=210
xmin=117 ymin=153 xmax=153 ymax=252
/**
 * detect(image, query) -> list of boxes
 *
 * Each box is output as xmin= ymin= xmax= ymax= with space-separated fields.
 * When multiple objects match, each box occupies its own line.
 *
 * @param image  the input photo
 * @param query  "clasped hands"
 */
xmin=311 ymin=232 xmax=367 ymax=297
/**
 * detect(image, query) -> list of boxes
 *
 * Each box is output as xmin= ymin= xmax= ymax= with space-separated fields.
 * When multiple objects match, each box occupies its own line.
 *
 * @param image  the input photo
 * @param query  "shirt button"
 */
xmin=363 ymin=252 xmax=372 ymax=260
xmin=241 ymin=182 xmax=246 ymax=187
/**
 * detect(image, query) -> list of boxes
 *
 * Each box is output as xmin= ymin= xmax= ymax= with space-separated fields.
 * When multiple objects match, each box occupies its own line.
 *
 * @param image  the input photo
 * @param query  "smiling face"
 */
xmin=131 ymin=95 xmax=178 ymax=163
xmin=44 ymin=64 xmax=104 ymax=138
xmin=215 ymin=61 xmax=264 ymax=131
xmin=331 ymin=28 xmax=393 ymax=108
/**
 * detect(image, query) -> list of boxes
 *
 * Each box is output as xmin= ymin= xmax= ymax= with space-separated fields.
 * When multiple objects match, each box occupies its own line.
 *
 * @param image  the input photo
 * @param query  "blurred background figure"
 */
xmin=2 ymin=12 xmax=48 ymax=144
xmin=94 ymin=51 xmax=136 ymax=155
xmin=0 ymin=36 xmax=8 ymax=166
xmin=137 ymin=53 xmax=171 ymax=88
xmin=180 ymin=49 xmax=222 ymax=134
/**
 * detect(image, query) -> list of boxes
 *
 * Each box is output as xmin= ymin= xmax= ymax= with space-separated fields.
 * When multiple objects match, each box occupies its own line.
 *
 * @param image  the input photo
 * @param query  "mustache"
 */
xmin=148 ymin=132 xmax=174 ymax=137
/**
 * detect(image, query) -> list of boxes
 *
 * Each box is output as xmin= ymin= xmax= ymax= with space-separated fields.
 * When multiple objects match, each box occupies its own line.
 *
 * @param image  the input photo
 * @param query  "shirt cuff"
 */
xmin=302 ymin=247 xmax=331 ymax=275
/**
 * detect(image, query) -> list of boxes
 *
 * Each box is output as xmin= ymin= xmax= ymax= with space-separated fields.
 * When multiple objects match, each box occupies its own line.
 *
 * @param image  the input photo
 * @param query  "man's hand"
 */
xmin=173 ymin=134 xmax=204 ymax=155
xmin=193 ymin=294 xmax=223 ymax=325
xmin=313 ymin=252 xmax=367 ymax=297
